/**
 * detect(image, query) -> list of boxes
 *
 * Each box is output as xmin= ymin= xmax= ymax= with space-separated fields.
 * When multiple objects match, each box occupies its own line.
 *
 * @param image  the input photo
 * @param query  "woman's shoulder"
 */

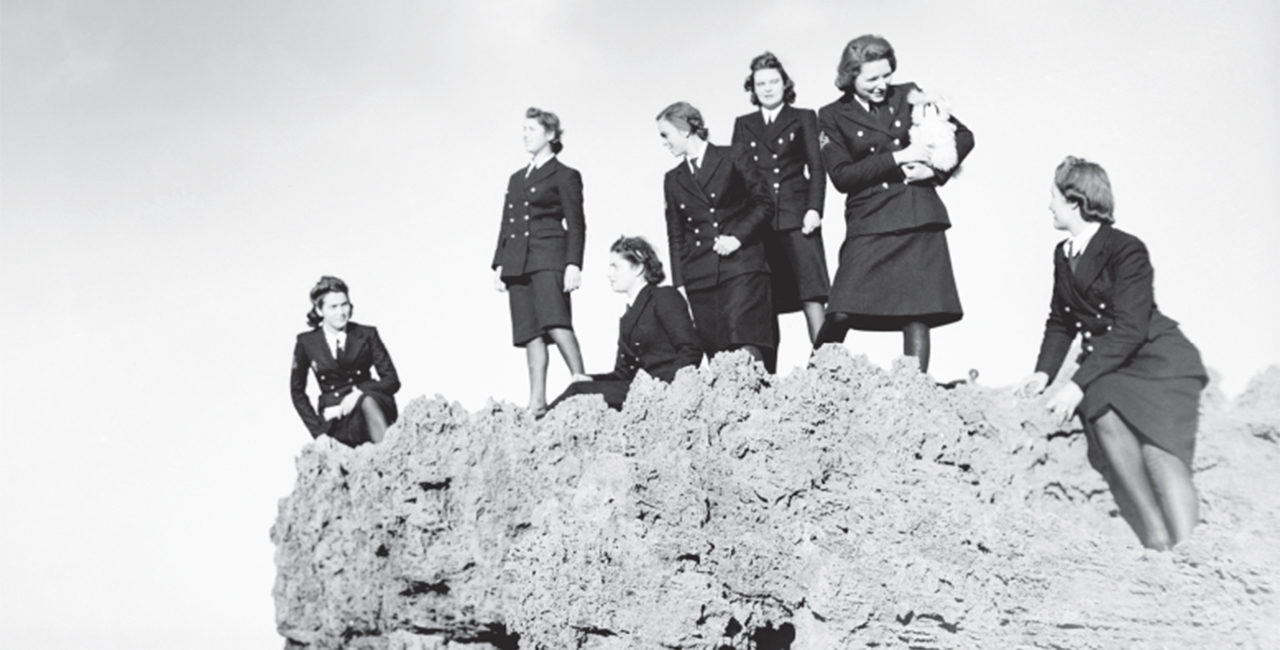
xmin=347 ymin=322 xmax=379 ymax=336
xmin=652 ymin=285 xmax=687 ymax=305
xmin=296 ymin=327 xmax=321 ymax=342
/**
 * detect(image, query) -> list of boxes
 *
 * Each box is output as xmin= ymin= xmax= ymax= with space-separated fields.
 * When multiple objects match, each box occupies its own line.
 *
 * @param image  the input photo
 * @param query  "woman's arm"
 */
xmin=358 ymin=327 xmax=401 ymax=396
xmin=654 ymin=287 xmax=704 ymax=370
xmin=560 ymin=168 xmax=586 ymax=270
xmin=664 ymin=177 xmax=687 ymax=288
xmin=800 ymin=109 xmax=826 ymax=215
xmin=1071 ymin=237 xmax=1156 ymax=388
xmin=722 ymin=155 xmax=775 ymax=247
xmin=817 ymin=108 xmax=908 ymax=195
xmin=290 ymin=340 xmax=328 ymax=438
xmin=1033 ymin=253 xmax=1075 ymax=383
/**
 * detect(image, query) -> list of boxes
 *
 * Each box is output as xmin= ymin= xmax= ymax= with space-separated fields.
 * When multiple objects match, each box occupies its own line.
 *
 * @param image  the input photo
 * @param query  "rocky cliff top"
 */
xmin=272 ymin=349 xmax=1280 ymax=649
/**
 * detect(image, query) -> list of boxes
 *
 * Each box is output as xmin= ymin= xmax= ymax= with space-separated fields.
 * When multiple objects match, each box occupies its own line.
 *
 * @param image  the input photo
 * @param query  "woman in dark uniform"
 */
xmin=1019 ymin=156 xmax=1207 ymax=550
xmin=550 ymin=236 xmax=703 ymax=410
xmin=492 ymin=107 xmax=589 ymax=416
xmin=656 ymin=101 xmax=776 ymax=365
xmin=814 ymin=34 xmax=974 ymax=372
xmin=290 ymin=276 xmax=400 ymax=446
xmin=732 ymin=51 xmax=829 ymax=349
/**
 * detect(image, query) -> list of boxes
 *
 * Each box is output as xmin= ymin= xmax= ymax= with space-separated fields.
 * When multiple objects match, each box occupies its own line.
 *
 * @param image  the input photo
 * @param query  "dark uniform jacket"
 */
xmin=290 ymin=322 xmax=400 ymax=438
xmin=731 ymin=105 xmax=825 ymax=231
xmin=492 ymin=157 xmax=586 ymax=278
xmin=1034 ymin=225 xmax=1206 ymax=388
xmin=663 ymin=144 xmax=775 ymax=291
xmin=817 ymin=83 xmax=974 ymax=237
xmin=592 ymin=284 xmax=704 ymax=382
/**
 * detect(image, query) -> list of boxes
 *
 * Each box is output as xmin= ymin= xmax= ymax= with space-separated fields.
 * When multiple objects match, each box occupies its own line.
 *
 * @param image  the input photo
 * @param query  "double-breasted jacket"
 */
xmin=663 ymin=144 xmax=775 ymax=291
xmin=1034 ymin=225 xmax=1205 ymax=388
xmin=731 ymin=104 xmax=825 ymax=231
xmin=491 ymin=157 xmax=586 ymax=278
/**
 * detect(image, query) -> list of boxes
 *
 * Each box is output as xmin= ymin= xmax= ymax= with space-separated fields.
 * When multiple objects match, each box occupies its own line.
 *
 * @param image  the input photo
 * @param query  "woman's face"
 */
xmin=1048 ymin=183 xmax=1077 ymax=231
xmin=606 ymin=252 xmax=644 ymax=293
xmin=853 ymin=58 xmax=894 ymax=104
xmin=317 ymin=291 xmax=352 ymax=330
xmin=657 ymin=118 xmax=690 ymax=158
xmin=522 ymin=118 xmax=552 ymax=155
xmin=753 ymin=68 xmax=785 ymax=110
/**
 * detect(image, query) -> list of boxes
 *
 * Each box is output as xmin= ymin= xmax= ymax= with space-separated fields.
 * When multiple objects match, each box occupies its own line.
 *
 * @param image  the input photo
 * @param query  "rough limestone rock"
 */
xmin=271 ymin=349 xmax=1279 ymax=649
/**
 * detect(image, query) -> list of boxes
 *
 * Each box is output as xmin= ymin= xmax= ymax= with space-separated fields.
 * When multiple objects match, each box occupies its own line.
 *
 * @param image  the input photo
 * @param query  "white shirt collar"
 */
xmin=1064 ymin=222 xmax=1102 ymax=257
xmin=853 ymin=94 xmax=872 ymax=112
xmin=761 ymin=104 xmax=784 ymax=123
xmin=526 ymin=153 xmax=553 ymax=177
xmin=322 ymin=324 xmax=347 ymax=356
xmin=685 ymin=138 xmax=708 ymax=168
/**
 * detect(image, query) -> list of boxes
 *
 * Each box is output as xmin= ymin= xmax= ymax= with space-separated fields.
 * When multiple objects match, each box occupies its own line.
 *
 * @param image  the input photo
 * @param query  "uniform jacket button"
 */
xmin=694 ymin=228 xmax=700 ymax=234
xmin=530 ymin=187 xmax=536 ymax=192
xmin=856 ymin=130 xmax=864 ymax=137
xmin=508 ymin=218 xmax=514 ymax=223
xmin=753 ymin=155 xmax=759 ymax=161
xmin=680 ymin=204 xmax=686 ymax=209
xmin=1064 ymin=305 xmax=1071 ymax=312
xmin=710 ymin=193 xmax=716 ymax=198
xmin=524 ymin=231 xmax=529 ymax=237
xmin=773 ymin=167 xmax=780 ymax=173
xmin=773 ymin=182 xmax=780 ymax=188
xmin=1099 ymin=302 xmax=1107 ymax=309
xmin=695 ymin=241 xmax=701 ymax=246
xmin=881 ymin=182 xmax=889 ymax=189
xmin=894 ymin=119 xmax=902 ymax=127
xmin=870 ymin=146 xmax=877 ymax=153
xmin=750 ymin=141 xmax=756 ymax=147
xmin=709 ymin=208 xmax=716 ymax=213
xmin=893 ymin=138 xmax=900 ymax=145
xmin=712 ymin=222 xmax=718 ymax=227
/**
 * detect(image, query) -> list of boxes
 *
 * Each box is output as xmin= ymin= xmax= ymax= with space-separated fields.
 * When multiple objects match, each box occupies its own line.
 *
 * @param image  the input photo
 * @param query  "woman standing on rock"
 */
xmin=732 ymin=51 xmax=830 ymax=356
xmin=492 ymin=107 xmax=590 ymax=417
xmin=550 ymin=236 xmax=703 ymax=410
xmin=290 ymin=276 xmax=400 ymax=446
xmin=657 ymin=101 xmax=776 ymax=365
xmin=814 ymin=34 xmax=974 ymax=373
xmin=1019 ymin=156 xmax=1207 ymax=550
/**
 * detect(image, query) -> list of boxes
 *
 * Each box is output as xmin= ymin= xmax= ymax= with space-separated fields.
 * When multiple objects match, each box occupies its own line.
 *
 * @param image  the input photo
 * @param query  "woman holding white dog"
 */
xmin=814 ymin=34 xmax=974 ymax=372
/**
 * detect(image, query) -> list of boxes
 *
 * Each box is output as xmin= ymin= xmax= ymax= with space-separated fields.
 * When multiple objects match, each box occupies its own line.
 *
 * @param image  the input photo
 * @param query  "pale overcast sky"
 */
xmin=2 ymin=1 xmax=1278 ymax=647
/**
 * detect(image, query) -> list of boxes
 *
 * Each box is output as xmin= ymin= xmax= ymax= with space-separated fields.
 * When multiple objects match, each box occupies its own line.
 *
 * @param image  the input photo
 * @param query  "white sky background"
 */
xmin=2 ymin=1 xmax=1277 ymax=647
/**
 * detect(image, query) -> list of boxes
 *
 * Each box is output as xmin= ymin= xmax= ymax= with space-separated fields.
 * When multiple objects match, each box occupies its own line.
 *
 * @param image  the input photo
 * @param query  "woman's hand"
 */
xmin=801 ymin=209 xmax=822 ymax=235
xmin=1046 ymin=381 xmax=1084 ymax=426
xmin=564 ymin=264 xmax=582 ymax=292
xmin=493 ymin=267 xmax=507 ymax=293
xmin=713 ymin=235 xmax=742 ymax=256
xmin=893 ymin=141 xmax=929 ymax=165
xmin=339 ymin=388 xmax=363 ymax=417
xmin=901 ymin=162 xmax=937 ymax=184
xmin=322 ymin=406 xmax=343 ymax=421
xmin=1016 ymin=371 xmax=1050 ymax=397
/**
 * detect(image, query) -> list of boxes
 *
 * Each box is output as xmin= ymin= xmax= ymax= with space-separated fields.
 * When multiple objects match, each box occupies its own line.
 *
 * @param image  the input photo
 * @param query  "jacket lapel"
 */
xmin=523 ymin=157 xmax=559 ymax=187
xmin=619 ymin=284 xmax=654 ymax=347
xmin=837 ymin=95 xmax=892 ymax=136
xmin=766 ymin=105 xmax=798 ymax=142
xmin=1072 ymin=225 xmax=1112 ymax=291
xmin=695 ymin=144 xmax=725 ymax=190
xmin=676 ymin=159 xmax=705 ymax=201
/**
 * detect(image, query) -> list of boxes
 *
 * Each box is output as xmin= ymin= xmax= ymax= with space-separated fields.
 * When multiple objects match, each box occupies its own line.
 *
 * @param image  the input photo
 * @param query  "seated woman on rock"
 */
xmin=550 ymin=236 xmax=703 ymax=411
xmin=290 ymin=275 xmax=401 ymax=446
xmin=1019 ymin=157 xmax=1207 ymax=550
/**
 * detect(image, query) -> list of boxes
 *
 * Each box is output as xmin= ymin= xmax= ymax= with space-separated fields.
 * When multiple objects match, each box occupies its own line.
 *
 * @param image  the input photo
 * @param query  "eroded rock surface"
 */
xmin=271 ymin=351 xmax=1279 ymax=649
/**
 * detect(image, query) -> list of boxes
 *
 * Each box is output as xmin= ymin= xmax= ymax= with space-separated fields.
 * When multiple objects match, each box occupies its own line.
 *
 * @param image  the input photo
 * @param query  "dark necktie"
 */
xmin=1068 ymin=247 xmax=1082 ymax=274
xmin=335 ymin=339 xmax=344 ymax=360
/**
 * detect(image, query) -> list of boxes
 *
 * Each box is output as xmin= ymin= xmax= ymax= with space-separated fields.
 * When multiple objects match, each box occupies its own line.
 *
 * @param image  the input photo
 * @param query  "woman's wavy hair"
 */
xmin=526 ymin=106 xmax=564 ymax=154
xmin=306 ymin=275 xmax=350 ymax=328
xmin=611 ymin=236 xmax=665 ymax=284
xmin=834 ymin=34 xmax=897 ymax=93
xmin=1054 ymin=156 xmax=1116 ymax=223
xmin=655 ymin=101 xmax=709 ymax=140
xmin=743 ymin=51 xmax=797 ymax=106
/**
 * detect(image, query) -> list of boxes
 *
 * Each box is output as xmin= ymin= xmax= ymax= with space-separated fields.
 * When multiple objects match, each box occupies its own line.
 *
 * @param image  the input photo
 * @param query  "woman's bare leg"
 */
xmin=525 ymin=338 xmax=549 ymax=411
xmin=903 ymin=321 xmax=931 ymax=373
xmin=546 ymin=327 xmax=586 ymax=376
xmin=361 ymin=398 xmax=388 ymax=443
xmin=1093 ymin=410 xmax=1171 ymax=549
xmin=802 ymin=301 xmax=826 ymax=345
xmin=1142 ymin=442 xmax=1199 ymax=546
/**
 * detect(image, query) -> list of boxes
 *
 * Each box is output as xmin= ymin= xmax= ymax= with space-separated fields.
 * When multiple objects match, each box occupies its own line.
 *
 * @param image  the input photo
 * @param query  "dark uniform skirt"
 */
xmin=827 ymin=226 xmax=962 ymax=331
xmin=327 ymin=390 xmax=398 ymax=447
xmin=765 ymin=227 xmax=830 ymax=313
xmin=1081 ymin=373 xmax=1205 ymax=467
xmin=550 ymin=379 xmax=631 ymax=411
xmin=687 ymin=272 xmax=774 ymax=355
xmin=506 ymin=269 xmax=573 ymax=346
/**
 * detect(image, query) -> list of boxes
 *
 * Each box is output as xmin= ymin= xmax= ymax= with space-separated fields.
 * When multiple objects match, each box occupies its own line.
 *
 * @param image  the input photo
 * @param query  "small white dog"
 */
xmin=906 ymin=88 xmax=958 ymax=174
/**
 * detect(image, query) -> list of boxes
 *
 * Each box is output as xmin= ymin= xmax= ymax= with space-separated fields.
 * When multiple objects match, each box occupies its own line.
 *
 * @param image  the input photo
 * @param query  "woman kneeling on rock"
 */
xmin=290 ymin=275 xmax=401 ymax=446
xmin=1019 ymin=157 xmax=1207 ymax=550
xmin=550 ymin=236 xmax=703 ymax=411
